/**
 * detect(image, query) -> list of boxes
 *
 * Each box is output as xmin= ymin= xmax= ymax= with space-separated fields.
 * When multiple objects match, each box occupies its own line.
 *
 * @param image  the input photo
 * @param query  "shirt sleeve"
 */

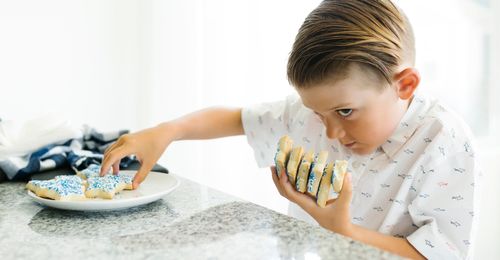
xmin=406 ymin=130 xmax=481 ymax=259
xmin=241 ymin=94 xmax=303 ymax=167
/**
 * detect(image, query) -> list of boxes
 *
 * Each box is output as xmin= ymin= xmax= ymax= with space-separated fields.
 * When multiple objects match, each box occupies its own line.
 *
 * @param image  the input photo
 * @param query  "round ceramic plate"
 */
xmin=27 ymin=171 xmax=180 ymax=211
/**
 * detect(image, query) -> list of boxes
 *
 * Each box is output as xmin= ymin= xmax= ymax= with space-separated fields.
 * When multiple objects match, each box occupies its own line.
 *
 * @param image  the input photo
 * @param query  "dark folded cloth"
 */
xmin=1 ymin=126 xmax=134 ymax=181
xmin=0 ymin=168 xmax=6 ymax=183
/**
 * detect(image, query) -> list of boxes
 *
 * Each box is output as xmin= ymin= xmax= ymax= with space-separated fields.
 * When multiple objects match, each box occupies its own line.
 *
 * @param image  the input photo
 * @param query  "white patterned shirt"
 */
xmin=241 ymin=91 xmax=481 ymax=259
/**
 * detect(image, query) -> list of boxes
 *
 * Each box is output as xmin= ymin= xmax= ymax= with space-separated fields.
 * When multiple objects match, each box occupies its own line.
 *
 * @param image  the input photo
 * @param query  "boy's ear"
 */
xmin=393 ymin=68 xmax=420 ymax=100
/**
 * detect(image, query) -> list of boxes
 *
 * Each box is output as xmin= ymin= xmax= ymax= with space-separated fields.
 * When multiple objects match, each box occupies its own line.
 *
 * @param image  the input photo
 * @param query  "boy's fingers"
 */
xmin=112 ymin=162 xmax=120 ymax=175
xmin=102 ymin=144 xmax=118 ymax=164
xmin=101 ymin=151 xmax=114 ymax=176
xmin=289 ymin=187 xmax=320 ymax=215
xmin=279 ymin=169 xmax=292 ymax=190
xmin=104 ymin=141 xmax=118 ymax=155
xmin=278 ymin=169 xmax=316 ymax=209
xmin=279 ymin=168 xmax=287 ymax=182
xmin=270 ymin=166 xmax=279 ymax=182
xmin=132 ymin=163 xmax=152 ymax=189
xmin=271 ymin=167 xmax=322 ymax=215
xmin=325 ymin=198 xmax=338 ymax=207
xmin=279 ymin=169 xmax=299 ymax=196
xmin=102 ymin=142 xmax=120 ymax=163
xmin=100 ymin=147 xmax=127 ymax=176
xmin=337 ymin=172 xmax=353 ymax=205
xmin=279 ymin=168 xmax=297 ymax=198
xmin=270 ymin=167 xmax=285 ymax=197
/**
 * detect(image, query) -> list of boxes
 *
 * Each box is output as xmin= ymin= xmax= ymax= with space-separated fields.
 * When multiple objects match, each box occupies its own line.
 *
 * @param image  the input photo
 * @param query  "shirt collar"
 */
xmin=380 ymin=91 xmax=429 ymax=158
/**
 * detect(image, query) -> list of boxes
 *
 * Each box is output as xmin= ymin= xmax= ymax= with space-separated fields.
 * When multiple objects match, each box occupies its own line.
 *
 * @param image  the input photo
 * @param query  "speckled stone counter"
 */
xmin=0 ymin=175 xmax=402 ymax=259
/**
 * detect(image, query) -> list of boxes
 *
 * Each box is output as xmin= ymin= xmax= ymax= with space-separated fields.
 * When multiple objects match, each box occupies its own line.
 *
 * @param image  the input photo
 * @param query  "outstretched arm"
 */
xmin=101 ymin=107 xmax=244 ymax=188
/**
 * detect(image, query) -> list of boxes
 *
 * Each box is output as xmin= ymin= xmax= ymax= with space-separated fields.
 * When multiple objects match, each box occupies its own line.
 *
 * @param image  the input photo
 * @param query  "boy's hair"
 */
xmin=287 ymin=0 xmax=415 ymax=88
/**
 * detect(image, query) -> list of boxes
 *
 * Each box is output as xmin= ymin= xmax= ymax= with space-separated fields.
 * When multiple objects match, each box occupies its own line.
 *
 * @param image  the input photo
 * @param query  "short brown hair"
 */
xmin=287 ymin=0 xmax=415 ymax=88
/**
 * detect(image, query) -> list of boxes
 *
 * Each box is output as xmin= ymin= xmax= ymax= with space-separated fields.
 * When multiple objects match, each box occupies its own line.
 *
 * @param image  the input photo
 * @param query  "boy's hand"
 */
xmin=270 ymin=166 xmax=354 ymax=236
xmin=101 ymin=124 xmax=174 ymax=189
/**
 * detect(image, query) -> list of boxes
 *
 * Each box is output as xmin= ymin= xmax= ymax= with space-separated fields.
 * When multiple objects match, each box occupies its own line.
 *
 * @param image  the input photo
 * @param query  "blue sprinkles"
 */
xmin=118 ymin=174 xmax=133 ymax=185
xmin=79 ymin=164 xmax=101 ymax=179
xmin=29 ymin=176 xmax=84 ymax=196
xmin=87 ymin=175 xmax=123 ymax=192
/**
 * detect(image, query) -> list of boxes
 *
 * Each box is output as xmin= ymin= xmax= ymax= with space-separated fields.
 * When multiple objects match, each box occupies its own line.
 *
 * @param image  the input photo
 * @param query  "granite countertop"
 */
xmin=0 ymin=175 xmax=402 ymax=259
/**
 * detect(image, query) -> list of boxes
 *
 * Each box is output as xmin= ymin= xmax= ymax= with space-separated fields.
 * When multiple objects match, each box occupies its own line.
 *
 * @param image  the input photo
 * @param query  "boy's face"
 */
xmin=297 ymin=65 xmax=409 ymax=155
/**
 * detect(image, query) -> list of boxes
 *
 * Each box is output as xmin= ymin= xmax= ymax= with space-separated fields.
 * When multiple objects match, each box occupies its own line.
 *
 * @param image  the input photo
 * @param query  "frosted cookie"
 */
xmin=316 ymin=162 xmax=334 ymax=208
xmin=274 ymin=135 xmax=293 ymax=177
xmin=26 ymin=176 xmax=86 ymax=201
xmin=295 ymin=151 xmax=314 ymax=193
xmin=85 ymin=175 xmax=126 ymax=199
xmin=54 ymin=175 xmax=87 ymax=189
xmin=54 ymin=175 xmax=85 ymax=182
xmin=118 ymin=174 xmax=134 ymax=190
xmin=306 ymin=151 xmax=329 ymax=197
xmin=76 ymin=164 xmax=101 ymax=180
xmin=332 ymin=160 xmax=348 ymax=193
xmin=286 ymin=146 xmax=304 ymax=186
xmin=26 ymin=180 xmax=50 ymax=196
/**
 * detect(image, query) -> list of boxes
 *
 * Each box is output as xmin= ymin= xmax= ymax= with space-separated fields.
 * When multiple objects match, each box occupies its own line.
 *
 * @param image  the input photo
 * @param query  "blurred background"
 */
xmin=1 ymin=0 xmax=498 ymax=258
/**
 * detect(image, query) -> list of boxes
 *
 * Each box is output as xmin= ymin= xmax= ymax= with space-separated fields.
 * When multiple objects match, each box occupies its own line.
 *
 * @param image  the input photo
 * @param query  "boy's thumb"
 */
xmin=337 ymin=172 xmax=353 ymax=204
xmin=132 ymin=164 xmax=151 ymax=189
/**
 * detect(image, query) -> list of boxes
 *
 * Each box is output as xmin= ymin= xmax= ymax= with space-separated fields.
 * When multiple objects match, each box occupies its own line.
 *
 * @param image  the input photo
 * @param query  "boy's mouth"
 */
xmin=343 ymin=142 xmax=356 ymax=148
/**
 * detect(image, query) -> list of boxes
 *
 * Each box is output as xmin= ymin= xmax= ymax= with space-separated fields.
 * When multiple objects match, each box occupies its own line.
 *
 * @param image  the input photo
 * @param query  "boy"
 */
xmin=101 ymin=0 xmax=480 ymax=259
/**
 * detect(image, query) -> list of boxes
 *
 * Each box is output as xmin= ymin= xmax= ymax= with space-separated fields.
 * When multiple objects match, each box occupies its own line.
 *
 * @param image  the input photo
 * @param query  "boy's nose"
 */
xmin=324 ymin=120 xmax=345 ymax=140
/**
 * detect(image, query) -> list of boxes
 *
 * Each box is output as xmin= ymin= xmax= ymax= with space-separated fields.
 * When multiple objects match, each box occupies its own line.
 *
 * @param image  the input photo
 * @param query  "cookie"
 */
xmin=85 ymin=175 xmax=127 ymax=199
xmin=306 ymin=150 xmax=329 ymax=197
xmin=295 ymin=150 xmax=314 ymax=193
xmin=26 ymin=175 xmax=86 ymax=201
xmin=332 ymin=160 xmax=348 ymax=193
xmin=286 ymin=146 xmax=304 ymax=186
xmin=26 ymin=180 xmax=44 ymax=193
xmin=118 ymin=174 xmax=134 ymax=190
xmin=76 ymin=164 xmax=104 ymax=180
xmin=274 ymin=135 xmax=293 ymax=177
xmin=54 ymin=175 xmax=86 ymax=183
xmin=316 ymin=162 xmax=334 ymax=208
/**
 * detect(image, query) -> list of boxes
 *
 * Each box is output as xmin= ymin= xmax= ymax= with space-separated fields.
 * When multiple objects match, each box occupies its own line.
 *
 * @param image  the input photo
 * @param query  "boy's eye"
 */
xmin=336 ymin=109 xmax=353 ymax=117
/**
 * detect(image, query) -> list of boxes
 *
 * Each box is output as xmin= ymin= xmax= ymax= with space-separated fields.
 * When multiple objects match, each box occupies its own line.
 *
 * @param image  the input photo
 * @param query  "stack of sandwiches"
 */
xmin=274 ymin=135 xmax=348 ymax=208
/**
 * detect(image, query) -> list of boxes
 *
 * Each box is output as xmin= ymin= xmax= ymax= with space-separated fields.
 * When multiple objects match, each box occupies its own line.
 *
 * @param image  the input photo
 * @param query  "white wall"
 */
xmin=397 ymin=0 xmax=497 ymax=137
xmin=1 ymin=0 xmax=498 ymax=258
xmin=0 ymin=0 xmax=141 ymax=131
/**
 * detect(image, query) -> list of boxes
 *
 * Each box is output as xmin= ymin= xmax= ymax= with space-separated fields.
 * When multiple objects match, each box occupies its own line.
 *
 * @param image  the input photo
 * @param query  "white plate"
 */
xmin=27 ymin=171 xmax=180 ymax=211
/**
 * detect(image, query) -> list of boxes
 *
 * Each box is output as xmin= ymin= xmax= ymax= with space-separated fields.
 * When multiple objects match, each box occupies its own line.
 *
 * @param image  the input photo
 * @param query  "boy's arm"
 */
xmin=346 ymin=224 xmax=425 ymax=259
xmin=166 ymin=107 xmax=244 ymax=141
xmin=101 ymin=107 xmax=244 ymax=187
